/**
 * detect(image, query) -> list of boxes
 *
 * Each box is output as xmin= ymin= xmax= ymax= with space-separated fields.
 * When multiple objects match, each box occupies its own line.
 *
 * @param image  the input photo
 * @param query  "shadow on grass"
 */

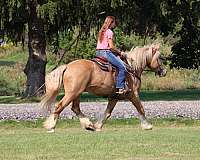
xmin=140 ymin=89 xmax=200 ymax=101
xmin=0 ymin=89 xmax=199 ymax=104
xmin=78 ymin=89 xmax=200 ymax=102
xmin=0 ymin=60 xmax=15 ymax=66
xmin=0 ymin=96 xmax=40 ymax=104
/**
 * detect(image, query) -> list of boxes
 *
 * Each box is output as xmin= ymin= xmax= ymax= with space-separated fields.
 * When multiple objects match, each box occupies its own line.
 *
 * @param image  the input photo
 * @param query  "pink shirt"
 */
xmin=96 ymin=29 xmax=113 ymax=50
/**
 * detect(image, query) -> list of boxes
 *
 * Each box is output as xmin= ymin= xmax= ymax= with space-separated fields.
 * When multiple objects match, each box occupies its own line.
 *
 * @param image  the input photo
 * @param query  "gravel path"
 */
xmin=0 ymin=101 xmax=200 ymax=120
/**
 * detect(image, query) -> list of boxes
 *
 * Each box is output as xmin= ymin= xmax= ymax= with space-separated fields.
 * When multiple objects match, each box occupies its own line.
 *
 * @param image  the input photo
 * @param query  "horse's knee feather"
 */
xmin=43 ymin=114 xmax=58 ymax=130
xmin=141 ymin=122 xmax=153 ymax=130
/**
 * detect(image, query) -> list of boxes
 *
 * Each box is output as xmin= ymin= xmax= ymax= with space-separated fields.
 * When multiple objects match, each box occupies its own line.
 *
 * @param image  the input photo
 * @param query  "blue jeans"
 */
xmin=96 ymin=50 xmax=126 ymax=89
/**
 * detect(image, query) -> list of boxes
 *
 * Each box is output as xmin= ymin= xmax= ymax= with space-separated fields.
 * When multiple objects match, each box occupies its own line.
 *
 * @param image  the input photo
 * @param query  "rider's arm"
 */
xmin=108 ymin=38 xmax=122 ymax=56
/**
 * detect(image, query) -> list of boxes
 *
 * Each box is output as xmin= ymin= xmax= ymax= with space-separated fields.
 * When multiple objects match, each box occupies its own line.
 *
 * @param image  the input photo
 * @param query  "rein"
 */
xmin=123 ymin=60 xmax=141 ymax=82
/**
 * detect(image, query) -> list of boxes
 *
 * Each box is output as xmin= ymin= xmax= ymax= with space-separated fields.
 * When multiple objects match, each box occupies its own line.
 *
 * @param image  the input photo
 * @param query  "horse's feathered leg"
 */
xmin=128 ymin=93 xmax=153 ymax=130
xmin=40 ymin=65 xmax=68 ymax=132
xmin=94 ymin=98 xmax=118 ymax=131
xmin=43 ymin=92 xmax=75 ymax=132
xmin=71 ymin=97 xmax=95 ymax=131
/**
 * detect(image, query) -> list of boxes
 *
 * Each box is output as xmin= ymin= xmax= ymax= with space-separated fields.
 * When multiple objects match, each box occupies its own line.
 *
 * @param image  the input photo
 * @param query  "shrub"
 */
xmin=141 ymin=68 xmax=200 ymax=90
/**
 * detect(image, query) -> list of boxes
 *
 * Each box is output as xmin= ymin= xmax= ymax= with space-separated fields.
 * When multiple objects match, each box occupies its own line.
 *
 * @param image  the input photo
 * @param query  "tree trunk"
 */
xmin=24 ymin=0 xmax=47 ymax=97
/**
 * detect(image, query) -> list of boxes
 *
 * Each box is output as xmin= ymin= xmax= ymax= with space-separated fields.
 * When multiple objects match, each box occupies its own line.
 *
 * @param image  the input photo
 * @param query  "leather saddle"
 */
xmin=91 ymin=56 xmax=116 ymax=72
xmin=92 ymin=56 xmax=133 ymax=73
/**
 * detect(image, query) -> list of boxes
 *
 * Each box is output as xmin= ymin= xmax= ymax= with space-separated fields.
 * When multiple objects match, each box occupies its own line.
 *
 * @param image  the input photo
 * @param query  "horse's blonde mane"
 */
xmin=126 ymin=45 xmax=153 ymax=71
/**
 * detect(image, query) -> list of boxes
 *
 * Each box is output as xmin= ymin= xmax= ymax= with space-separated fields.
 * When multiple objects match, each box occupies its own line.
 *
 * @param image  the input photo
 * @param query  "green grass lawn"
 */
xmin=0 ymin=119 xmax=200 ymax=160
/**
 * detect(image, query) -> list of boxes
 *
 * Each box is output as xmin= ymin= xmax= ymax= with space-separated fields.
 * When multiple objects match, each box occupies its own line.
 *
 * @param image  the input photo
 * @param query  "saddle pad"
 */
xmin=91 ymin=56 xmax=116 ymax=72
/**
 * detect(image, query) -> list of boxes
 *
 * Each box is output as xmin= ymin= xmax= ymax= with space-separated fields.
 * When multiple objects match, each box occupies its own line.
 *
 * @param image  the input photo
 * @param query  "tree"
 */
xmin=23 ymin=0 xmax=47 ymax=96
xmin=170 ymin=0 xmax=200 ymax=69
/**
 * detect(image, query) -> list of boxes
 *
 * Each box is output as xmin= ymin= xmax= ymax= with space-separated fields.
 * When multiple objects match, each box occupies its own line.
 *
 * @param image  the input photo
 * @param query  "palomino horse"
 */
xmin=40 ymin=43 xmax=167 ymax=132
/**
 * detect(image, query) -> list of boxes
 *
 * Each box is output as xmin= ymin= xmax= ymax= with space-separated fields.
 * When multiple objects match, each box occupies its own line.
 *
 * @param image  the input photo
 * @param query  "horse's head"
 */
xmin=146 ymin=43 xmax=167 ymax=77
xmin=125 ymin=43 xmax=167 ymax=77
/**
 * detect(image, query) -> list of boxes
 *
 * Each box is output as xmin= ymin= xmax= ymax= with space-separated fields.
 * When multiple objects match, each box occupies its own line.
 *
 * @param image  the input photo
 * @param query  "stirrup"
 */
xmin=116 ymin=88 xmax=130 ymax=94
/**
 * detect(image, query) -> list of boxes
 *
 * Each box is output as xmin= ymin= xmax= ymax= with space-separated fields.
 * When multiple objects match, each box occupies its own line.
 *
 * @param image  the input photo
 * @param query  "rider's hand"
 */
xmin=120 ymin=51 xmax=126 ymax=58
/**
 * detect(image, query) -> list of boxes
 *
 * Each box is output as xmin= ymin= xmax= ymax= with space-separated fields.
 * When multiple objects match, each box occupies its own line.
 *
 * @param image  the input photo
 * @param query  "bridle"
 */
xmin=122 ymin=55 xmax=142 ymax=82
xmin=151 ymin=49 xmax=166 ymax=76
xmin=124 ymin=47 xmax=166 ymax=79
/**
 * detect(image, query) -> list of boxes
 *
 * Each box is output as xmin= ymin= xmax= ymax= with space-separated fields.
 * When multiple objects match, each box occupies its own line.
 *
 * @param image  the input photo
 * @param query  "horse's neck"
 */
xmin=126 ymin=49 xmax=151 ymax=75
xmin=127 ymin=59 xmax=146 ymax=76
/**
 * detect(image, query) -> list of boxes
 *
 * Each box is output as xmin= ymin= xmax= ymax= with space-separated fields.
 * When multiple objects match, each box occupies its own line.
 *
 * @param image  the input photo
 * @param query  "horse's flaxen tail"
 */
xmin=40 ymin=65 xmax=67 ymax=112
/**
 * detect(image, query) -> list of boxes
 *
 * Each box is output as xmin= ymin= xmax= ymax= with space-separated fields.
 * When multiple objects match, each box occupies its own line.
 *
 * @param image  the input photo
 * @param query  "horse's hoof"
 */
xmin=80 ymin=117 xmax=95 ymax=131
xmin=141 ymin=123 xmax=153 ymax=130
xmin=47 ymin=129 xmax=55 ymax=133
xmin=94 ymin=122 xmax=102 ymax=132
xmin=43 ymin=114 xmax=57 ymax=130
xmin=95 ymin=128 xmax=102 ymax=132
xmin=85 ymin=124 xmax=96 ymax=131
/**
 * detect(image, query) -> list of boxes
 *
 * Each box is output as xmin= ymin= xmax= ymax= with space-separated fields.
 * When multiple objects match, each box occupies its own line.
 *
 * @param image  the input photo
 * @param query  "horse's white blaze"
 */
xmin=43 ymin=114 xmax=57 ymax=130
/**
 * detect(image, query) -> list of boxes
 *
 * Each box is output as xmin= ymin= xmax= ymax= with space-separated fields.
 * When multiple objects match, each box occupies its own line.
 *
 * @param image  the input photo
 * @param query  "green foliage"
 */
xmin=37 ymin=1 xmax=57 ymax=24
xmin=142 ymin=69 xmax=200 ymax=90
xmin=0 ymin=65 xmax=25 ymax=96
xmin=49 ymin=29 xmax=96 ymax=63
xmin=0 ymin=0 xmax=27 ymax=42
xmin=169 ymin=0 xmax=200 ymax=69
xmin=51 ymin=27 xmax=170 ymax=64
xmin=114 ymin=28 xmax=164 ymax=50
xmin=0 ymin=46 xmax=27 ymax=96
xmin=171 ymin=29 xmax=200 ymax=69
xmin=73 ymin=37 xmax=96 ymax=59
